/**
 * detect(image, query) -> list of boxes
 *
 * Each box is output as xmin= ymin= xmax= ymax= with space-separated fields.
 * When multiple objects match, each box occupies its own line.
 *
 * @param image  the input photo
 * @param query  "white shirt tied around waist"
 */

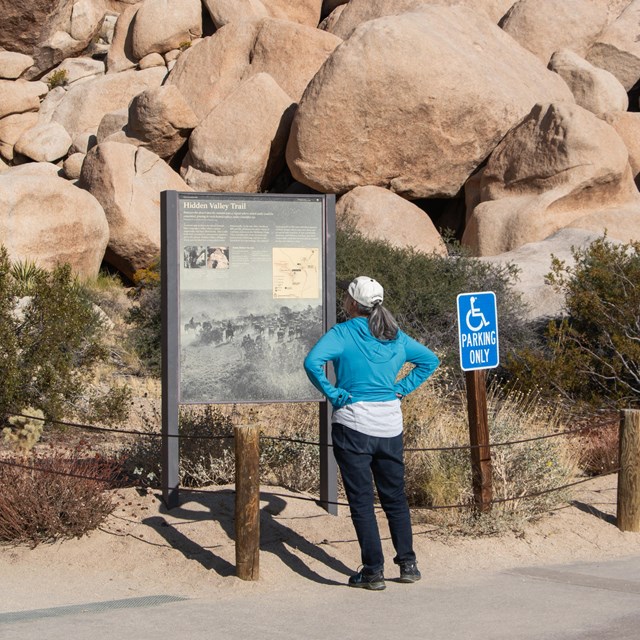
xmin=332 ymin=399 xmax=403 ymax=438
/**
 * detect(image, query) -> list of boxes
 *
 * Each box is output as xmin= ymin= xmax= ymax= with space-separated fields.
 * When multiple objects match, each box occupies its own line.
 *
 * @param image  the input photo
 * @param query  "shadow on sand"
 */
xmin=142 ymin=489 xmax=353 ymax=586
xmin=571 ymin=500 xmax=617 ymax=526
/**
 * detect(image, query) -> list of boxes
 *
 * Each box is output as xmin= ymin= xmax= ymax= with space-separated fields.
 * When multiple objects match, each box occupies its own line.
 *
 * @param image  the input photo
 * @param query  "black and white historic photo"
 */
xmin=179 ymin=290 xmax=323 ymax=403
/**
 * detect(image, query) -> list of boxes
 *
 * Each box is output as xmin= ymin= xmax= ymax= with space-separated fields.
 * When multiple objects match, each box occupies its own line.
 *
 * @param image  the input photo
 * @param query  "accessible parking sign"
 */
xmin=456 ymin=291 xmax=499 ymax=371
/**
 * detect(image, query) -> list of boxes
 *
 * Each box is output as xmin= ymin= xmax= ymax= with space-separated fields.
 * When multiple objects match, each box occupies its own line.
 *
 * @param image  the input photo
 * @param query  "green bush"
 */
xmin=336 ymin=227 xmax=531 ymax=370
xmin=507 ymin=236 xmax=640 ymax=407
xmin=0 ymin=247 xmax=130 ymax=427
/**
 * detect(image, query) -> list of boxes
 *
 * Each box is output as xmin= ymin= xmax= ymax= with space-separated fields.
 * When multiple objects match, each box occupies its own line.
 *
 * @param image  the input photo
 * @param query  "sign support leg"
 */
xmin=465 ymin=369 xmax=493 ymax=513
xmin=319 ymin=401 xmax=338 ymax=515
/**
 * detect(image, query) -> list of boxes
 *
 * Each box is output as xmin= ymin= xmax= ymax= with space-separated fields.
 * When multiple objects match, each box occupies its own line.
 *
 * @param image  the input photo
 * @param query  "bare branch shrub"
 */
xmin=569 ymin=414 xmax=619 ymax=475
xmin=0 ymin=451 xmax=118 ymax=546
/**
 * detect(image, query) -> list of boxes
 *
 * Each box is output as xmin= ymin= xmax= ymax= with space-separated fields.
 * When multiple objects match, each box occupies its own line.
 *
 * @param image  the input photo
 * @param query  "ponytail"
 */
xmin=355 ymin=301 xmax=399 ymax=340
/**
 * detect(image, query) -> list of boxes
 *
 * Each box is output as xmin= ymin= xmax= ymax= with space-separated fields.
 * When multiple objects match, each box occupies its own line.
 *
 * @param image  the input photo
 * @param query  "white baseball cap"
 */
xmin=347 ymin=276 xmax=384 ymax=308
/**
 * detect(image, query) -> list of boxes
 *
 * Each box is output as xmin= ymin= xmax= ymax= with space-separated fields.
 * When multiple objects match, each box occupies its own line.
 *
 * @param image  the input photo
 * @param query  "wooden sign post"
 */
xmin=465 ymin=370 xmax=493 ymax=512
xmin=457 ymin=292 xmax=499 ymax=514
xmin=235 ymin=424 xmax=260 ymax=580
xmin=617 ymin=409 xmax=640 ymax=532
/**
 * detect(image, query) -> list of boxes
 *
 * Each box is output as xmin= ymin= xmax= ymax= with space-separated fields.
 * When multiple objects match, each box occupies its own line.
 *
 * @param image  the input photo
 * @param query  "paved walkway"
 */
xmin=2 ymin=555 xmax=639 ymax=640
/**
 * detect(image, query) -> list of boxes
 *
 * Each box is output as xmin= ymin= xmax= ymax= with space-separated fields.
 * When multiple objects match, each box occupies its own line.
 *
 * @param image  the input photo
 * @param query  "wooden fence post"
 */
xmin=235 ymin=424 xmax=260 ymax=580
xmin=465 ymin=370 xmax=493 ymax=513
xmin=617 ymin=409 xmax=640 ymax=532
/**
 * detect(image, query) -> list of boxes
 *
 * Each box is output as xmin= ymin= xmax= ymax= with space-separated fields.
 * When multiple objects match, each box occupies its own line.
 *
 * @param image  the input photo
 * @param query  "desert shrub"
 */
xmin=82 ymin=271 xmax=147 ymax=374
xmin=259 ymin=403 xmax=321 ymax=492
xmin=46 ymin=68 xmax=68 ymax=90
xmin=569 ymin=414 xmax=619 ymax=475
xmin=487 ymin=390 xmax=577 ymax=516
xmin=2 ymin=408 xmax=44 ymax=452
xmin=121 ymin=405 xmax=235 ymax=487
xmin=336 ymin=227 xmax=532 ymax=371
xmin=507 ymin=236 xmax=640 ymax=407
xmin=0 ymin=450 xmax=118 ymax=545
xmin=0 ymin=248 xmax=130 ymax=426
xmin=126 ymin=260 xmax=161 ymax=376
xmin=123 ymin=403 xmax=323 ymax=492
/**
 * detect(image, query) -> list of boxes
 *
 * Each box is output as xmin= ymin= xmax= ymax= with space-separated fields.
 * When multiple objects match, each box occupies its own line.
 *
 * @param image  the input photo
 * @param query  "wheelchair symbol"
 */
xmin=466 ymin=296 xmax=490 ymax=332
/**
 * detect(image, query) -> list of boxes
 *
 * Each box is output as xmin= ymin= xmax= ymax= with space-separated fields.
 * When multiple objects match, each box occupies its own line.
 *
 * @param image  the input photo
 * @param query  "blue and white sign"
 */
xmin=456 ymin=291 xmax=499 ymax=371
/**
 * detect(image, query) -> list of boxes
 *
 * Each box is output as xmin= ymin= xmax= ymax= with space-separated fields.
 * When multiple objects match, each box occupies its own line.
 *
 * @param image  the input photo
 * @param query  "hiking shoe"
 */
xmin=398 ymin=561 xmax=421 ymax=583
xmin=348 ymin=569 xmax=386 ymax=591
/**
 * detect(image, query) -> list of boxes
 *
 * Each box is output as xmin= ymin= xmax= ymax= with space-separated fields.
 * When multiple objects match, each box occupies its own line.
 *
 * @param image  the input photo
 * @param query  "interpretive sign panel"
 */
xmin=164 ymin=191 xmax=333 ymax=404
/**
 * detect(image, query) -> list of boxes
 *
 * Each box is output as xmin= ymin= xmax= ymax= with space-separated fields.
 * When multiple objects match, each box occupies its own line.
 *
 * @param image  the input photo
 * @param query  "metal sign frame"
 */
xmin=161 ymin=191 xmax=337 ymax=511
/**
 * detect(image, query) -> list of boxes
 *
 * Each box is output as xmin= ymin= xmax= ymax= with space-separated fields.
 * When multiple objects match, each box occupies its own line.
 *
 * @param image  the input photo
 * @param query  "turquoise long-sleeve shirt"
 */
xmin=304 ymin=316 xmax=440 ymax=409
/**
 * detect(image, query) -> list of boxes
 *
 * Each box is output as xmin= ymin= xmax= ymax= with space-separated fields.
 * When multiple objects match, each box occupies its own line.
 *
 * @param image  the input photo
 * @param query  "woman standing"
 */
xmin=304 ymin=276 xmax=440 ymax=590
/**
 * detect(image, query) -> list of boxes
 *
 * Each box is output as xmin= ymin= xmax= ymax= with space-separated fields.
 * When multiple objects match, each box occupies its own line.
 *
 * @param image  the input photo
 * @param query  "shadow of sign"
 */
xmin=143 ymin=489 xmax=352 ymax=586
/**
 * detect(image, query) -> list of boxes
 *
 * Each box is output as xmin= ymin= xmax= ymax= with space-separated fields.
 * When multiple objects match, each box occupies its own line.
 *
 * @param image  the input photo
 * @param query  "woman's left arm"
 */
xmin=394 ymin=334 xmax=440 ymax=398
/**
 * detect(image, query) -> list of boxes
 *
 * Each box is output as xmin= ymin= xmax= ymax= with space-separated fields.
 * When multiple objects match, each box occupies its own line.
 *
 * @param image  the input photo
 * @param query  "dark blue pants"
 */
xmin=332 ymin=423 xmax=416 ymax=574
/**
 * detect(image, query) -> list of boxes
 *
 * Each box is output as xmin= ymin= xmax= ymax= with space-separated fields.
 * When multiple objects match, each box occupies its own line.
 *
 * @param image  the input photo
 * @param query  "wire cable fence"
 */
xmin=1 ymin=410 xmax=618 ymax=514
xmin=6 ymin=411 xmax=606 ymax=449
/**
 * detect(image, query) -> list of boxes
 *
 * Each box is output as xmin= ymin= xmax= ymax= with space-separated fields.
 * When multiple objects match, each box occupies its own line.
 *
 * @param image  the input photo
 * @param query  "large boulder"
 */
xmin=500 ymin=0 xmax=608 ymax=65
xmin=0 ymin=0 xmax=74 ymax=57
xmin=106 ymin=3 xmax=140 ymax=73
xmin=167 ymin=19 xmax=341 ymax=120
xmin=462 ymin=102 xmax=639 ymax=255
xmin=125 ymin=84 xmax=199 ymax=158
xmin=603 ymin=111 xmax=640 ymax=183
xmin=0 ymin=112 xmax=39 ymax=161
xmin=43 ymin=57 xmax=106 ymax=88
xmin=50 ymin=66 xmax=167 ymax=138
xmin=0 ymin=52 xmax=34 ymax=80
xmin=261 ymin=0 xmax=323 ymax=26
xmin=480 ymin=228 xmax=608 ymax=320
xmin=287 ymin=5 xmax=573 ymax=198
xmin=566 ymin=203 xmax=640 ymax=245
xmin=548 ymin=49 xmax=628 ymax=118
xmin=203 ymin=0 xmax=322 ymax=28
xmin=0 ymin=80 xmax=48 ymax=119
xmin=79 ymin=141 xmax=191 ymax=278
xmin=587 ymin=0 xmax=640 ymax=90
xmin=327 ymin=0 xmax=516 ymax=39
xmin=131 ymin=0 xmax=202 ymax=60
xmin=96 ymin=109 xmax=129 ymax=143
xmin=203 ymin=0 xmax=268 ymax=28
xmin=336 ymin=186 xmax=448 ymax=256
xmin=0 ymin=169 xmax=109 ymax=278
xmin=70 ymin=0 xmax=106 ymax=42
xmin=14 ymin=122 xmax=72 ymax=162
xmin=181 ymin=73 xmax=295 ymax=192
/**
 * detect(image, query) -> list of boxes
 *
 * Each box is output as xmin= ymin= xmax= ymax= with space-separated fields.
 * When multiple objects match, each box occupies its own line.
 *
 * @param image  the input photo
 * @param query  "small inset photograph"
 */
xmin=207 ymin=247 xmax=230 ymax=269
xmin=183 ymin=246 xmax=206 ymax=269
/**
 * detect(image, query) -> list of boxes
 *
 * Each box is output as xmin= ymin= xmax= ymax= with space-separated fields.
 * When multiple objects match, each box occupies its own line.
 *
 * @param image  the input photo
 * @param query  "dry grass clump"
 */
xmin=0 ymin=450 xmax=118 ymax=546
xmin=401 ymin=379 xmax=579 ymax=533
xmin=258 ymin=403 xmax=321 ymax=492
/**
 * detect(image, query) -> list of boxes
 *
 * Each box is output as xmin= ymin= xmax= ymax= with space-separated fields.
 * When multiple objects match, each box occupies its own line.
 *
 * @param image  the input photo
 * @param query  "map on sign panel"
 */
xmin=272 ymin=247 xmax=320 ymax=299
